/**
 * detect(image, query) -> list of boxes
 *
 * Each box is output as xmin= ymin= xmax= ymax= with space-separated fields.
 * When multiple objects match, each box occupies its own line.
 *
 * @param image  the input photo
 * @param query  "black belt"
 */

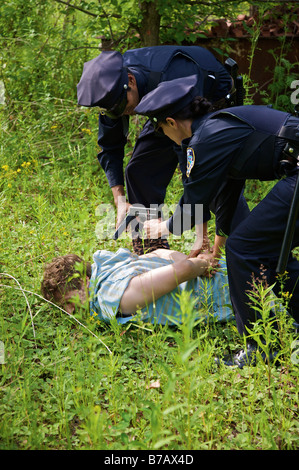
xmin=279 ymin=142 xmax=299 ymax=175
xmin=278 ymin=124 xmax=299 ymax=174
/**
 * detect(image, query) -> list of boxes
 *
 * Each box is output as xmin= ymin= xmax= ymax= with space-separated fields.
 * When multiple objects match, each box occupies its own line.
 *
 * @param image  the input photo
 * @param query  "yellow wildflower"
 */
xmin=89 ymin=311 xmax=98 ymax=322
xmin=82 ymin=128 xmax=92 ymax=135
xmin=282 ymin=291 xmax=292 ymax=300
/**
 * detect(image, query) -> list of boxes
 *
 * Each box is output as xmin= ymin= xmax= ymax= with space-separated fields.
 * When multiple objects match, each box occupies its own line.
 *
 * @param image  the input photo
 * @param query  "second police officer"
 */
xmin=135 ymin=74 xmax=299 ymax=367
xmin=77 ymin=46 xmax=249 ymax=254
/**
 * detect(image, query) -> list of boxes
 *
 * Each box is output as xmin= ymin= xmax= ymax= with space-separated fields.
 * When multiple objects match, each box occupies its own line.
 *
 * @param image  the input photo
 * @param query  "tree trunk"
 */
xmin=139 ymin=0 xmax=161 ymax=46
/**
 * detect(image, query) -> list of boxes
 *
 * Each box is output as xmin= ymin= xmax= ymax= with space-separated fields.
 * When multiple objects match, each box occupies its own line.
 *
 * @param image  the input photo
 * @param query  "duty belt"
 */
xmin=279 ymin=142 xmax=299 ymax=174
xmin=276 ymin=124 xmax=299 ymax=273
xmin=278 ymin=124 xmax=299 ymax=174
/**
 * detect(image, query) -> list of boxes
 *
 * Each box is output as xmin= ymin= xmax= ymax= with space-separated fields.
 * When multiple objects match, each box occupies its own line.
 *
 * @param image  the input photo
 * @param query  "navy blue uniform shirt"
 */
xmin=167 ymin=105 xmax=292 ymax=236
xmin=97 ymin=46 xmax=232 ymax=188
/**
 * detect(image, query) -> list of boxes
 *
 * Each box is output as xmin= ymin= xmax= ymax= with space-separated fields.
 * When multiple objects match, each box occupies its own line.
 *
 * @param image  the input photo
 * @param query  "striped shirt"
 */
xmin=89 ymin=248 xmax=233 ymax=325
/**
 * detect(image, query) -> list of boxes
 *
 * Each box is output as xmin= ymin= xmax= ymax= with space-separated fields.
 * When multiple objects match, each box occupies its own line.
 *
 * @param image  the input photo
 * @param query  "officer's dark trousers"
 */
xmin=226 ymin=171 xmax=299 ymax=336
xmin=125 ymin=120 xmax=249 ymax=228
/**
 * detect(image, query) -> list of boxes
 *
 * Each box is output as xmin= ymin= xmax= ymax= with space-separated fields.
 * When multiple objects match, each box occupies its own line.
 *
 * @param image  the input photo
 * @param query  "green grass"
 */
xmin=0 ymin=103 xmax=299 ymax=451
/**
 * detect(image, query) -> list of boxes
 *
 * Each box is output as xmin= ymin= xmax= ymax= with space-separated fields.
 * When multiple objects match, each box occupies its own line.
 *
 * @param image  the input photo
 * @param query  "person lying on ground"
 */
xmin=41 ymin=247 xmax=233 ymax=326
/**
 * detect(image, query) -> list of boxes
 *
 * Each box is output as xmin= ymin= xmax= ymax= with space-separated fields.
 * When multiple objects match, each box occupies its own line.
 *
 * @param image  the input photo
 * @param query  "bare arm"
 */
xmin=111 ymin=185 xmax=131 ymax=228
xmin=188 ymin=222 xmax=209 ymax=258
xmin=119 ymin=257 xmax=209 ymax=314
xmin=212 ymin=234 xmax=226 ymax=259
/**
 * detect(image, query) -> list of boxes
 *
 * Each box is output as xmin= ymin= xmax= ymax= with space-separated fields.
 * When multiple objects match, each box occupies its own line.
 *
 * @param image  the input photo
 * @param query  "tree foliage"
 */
xmin=0 ymin=0 xmax=297 ymax=110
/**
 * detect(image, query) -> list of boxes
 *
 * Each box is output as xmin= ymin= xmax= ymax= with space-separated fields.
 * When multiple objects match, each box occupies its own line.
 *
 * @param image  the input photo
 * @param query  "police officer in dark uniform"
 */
xmin=77 ymin=46 xmax=249 ymax=254
xmin=135 ymin=75 xmax=299 ymax=367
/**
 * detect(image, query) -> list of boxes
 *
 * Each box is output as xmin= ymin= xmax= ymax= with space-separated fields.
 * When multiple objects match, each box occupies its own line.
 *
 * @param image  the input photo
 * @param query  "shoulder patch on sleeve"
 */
xmin=186 ymin=147 xmax=195 ymax=177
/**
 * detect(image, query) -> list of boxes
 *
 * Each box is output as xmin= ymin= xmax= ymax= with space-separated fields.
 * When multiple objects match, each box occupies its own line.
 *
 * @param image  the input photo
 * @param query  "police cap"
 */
xmin=77 ymin=51 xmax=129 ymax=112
xmin=135 ymin=75 xmax=199 ymax=124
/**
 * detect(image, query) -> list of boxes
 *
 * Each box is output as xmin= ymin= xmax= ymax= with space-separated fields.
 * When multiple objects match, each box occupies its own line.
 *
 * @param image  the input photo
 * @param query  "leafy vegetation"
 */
xmin=1 ymin=0 xmax=299 ymax=451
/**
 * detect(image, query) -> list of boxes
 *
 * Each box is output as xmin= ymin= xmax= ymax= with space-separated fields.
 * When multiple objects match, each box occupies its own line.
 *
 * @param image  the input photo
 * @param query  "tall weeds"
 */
xmin=1 ymin=94 xmax=299 ymax=450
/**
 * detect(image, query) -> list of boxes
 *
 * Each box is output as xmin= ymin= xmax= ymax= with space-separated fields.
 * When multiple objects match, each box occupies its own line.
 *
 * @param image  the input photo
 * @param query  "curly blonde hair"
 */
xmin=41 ymin=254 xmax=91 ymax=302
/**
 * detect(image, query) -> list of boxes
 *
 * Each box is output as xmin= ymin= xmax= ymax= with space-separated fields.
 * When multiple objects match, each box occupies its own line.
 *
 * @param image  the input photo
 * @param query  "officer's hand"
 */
xmin=195 ymin=251 xmax=219 ymax=278
xmin=143 ymin=219 xmax=169 ymax=239
xmin=188 ymin=235 xmax=211 ymax=259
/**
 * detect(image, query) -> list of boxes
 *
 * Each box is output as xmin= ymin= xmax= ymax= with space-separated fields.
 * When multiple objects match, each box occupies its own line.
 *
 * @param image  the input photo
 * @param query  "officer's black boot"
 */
xmin=215 ymin=342 xmax=280 ymax=369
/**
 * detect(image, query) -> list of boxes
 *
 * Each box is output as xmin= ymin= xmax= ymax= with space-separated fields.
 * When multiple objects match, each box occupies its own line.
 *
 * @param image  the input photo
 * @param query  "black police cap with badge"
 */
xmin=77 ymin=51 xmax=129 ymax=119
xmin=134 ymin=75 xmax=199 ymax=127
